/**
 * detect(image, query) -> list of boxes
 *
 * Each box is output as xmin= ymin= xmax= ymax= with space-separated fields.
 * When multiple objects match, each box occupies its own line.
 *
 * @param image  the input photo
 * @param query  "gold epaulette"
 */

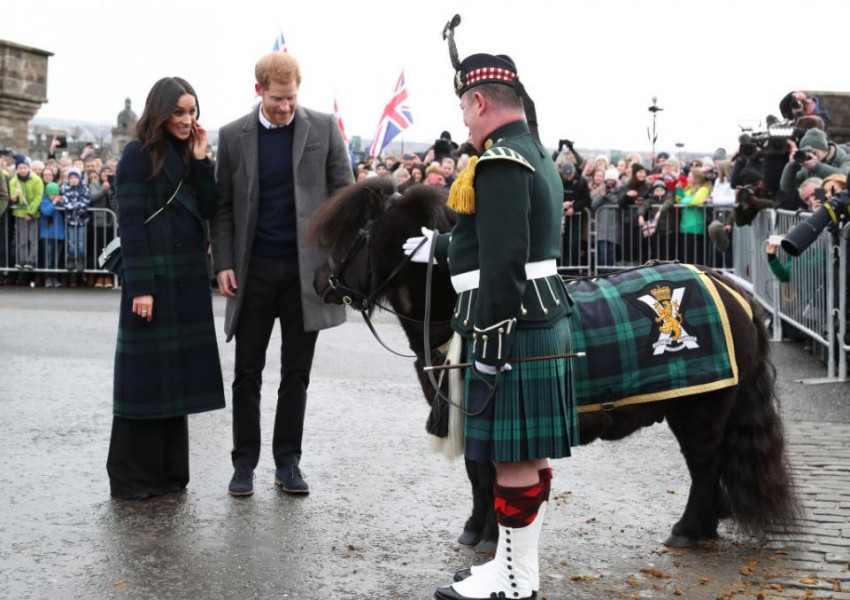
xmin=446 ymin=147 xmax=535 ymax=215
xmin=447 ymin=156 xmax=478 ymax=215
xmin=478 ymin=146 xmax=535 ymax=171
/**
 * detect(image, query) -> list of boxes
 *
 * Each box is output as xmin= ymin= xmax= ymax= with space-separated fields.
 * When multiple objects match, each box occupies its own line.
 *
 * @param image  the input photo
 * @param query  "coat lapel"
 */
xmin=292 ymin=106 xmax=310 ymax=171
xmin=240 ymin=108 xmax=260 ymax=205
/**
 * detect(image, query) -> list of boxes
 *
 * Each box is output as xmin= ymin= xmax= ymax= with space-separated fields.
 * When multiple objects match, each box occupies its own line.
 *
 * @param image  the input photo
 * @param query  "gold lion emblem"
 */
xmin=654 ymin=299 xmax=683 ymax=342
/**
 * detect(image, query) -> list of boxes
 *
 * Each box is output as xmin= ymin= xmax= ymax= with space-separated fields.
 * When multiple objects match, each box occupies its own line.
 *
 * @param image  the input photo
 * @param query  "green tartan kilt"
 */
xmin=463 ymin=316 xmax=578 ymax=463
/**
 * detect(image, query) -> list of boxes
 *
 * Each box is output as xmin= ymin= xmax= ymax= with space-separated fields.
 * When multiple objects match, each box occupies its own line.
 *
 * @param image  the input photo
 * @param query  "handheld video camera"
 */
xmin=781 ymin=190 xmax=850 ymax=256
xmin=558 ymin=139 xmax=574 ymax=152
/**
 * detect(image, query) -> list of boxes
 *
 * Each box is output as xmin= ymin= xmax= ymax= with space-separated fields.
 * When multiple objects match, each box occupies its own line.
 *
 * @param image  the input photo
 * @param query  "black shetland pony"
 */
xmin=307 ymin=179 xmax=800 ymax=553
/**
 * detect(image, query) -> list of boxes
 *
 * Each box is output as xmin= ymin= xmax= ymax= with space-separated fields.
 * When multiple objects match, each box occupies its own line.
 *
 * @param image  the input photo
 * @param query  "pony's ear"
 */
xmin=364 ymin=180 xmax=395 ymax=219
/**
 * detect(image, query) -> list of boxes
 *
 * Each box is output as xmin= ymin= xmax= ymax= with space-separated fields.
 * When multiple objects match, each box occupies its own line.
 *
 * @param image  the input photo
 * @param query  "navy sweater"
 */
xmin=253 ymin=123 xmax=297 ymax=259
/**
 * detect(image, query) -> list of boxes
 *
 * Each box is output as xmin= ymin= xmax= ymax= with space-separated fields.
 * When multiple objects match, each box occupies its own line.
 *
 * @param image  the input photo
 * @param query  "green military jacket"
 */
xmin=434 ymin=119 xmax=567 ymax=366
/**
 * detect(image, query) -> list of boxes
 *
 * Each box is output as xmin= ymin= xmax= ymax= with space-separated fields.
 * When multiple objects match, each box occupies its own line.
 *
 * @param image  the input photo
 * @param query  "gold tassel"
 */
xmin=447 ymin=156 xmax=478 ymax=215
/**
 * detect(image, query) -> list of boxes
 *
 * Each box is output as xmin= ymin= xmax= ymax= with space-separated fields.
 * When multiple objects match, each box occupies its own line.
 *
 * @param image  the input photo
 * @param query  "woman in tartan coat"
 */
xmin=107 ymin=77 xmax=225 ymax=499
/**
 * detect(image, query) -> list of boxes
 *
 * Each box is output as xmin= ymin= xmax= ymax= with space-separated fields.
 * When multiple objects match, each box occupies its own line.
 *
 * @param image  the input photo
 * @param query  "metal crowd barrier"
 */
xmin=0 ymin=207 xmax=118 ymax=284
xmin=578 ymin=204 xmax=735 ymax=274
xmin=837 ymin=223 xmax=850 ymax=380
xmin=732 ymin=208 xmax=838 ymax=382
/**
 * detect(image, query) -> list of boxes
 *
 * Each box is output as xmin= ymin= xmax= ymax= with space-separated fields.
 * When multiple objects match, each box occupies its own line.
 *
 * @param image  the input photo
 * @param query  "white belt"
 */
xmin=450 ymin=259 xmax=558 ymax=294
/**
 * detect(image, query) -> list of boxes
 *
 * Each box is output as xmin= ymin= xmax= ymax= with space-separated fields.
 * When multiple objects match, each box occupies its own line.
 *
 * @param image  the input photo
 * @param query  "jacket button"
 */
xmin=481 ymin=334 xmax=488 ymax=342
xmin=498 ymin=327 xmax=504 ymax=334
xmin=463 ymin=320 xmax=468 ymax=326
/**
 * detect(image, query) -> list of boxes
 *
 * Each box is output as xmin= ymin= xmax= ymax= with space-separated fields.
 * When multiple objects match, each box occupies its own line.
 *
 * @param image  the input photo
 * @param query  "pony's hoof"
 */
xmin=474 ymin=539 xmax=497 ymax=554
xmin=663 ymin=533 xmax=695 ymax=548
xmin=457 ymin=529 xmax=481 ymax=546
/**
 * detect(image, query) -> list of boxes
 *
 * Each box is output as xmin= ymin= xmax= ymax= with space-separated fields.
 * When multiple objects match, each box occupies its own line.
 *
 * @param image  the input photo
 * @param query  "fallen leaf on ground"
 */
xmin=640 ymin=568 xmax=672 ymax=579
xmin=570 ymin=574 xmax=600 ymax=582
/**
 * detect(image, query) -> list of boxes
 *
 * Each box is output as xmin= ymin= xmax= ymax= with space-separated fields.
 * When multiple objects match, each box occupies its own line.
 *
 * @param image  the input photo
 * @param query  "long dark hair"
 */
xmin=135 ymin=77 xmax=199 ymax=179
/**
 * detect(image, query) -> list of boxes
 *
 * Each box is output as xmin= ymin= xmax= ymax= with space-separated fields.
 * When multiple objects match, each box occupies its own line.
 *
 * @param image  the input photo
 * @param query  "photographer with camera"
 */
xmin=779 ymin=91 xmax=829 ymax=125
xmin=780 ymin=128 xmax=850 ymax=197
xmin=731 ymin=133 xmax=766 ymax=188
xmin=429 ymin=130 xmax=459 ymax=164
xmin=557 ymin=138 xmax=585 ymax=171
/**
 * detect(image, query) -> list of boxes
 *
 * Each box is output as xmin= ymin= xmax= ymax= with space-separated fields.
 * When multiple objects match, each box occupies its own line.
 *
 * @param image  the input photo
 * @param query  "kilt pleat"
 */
xmin=464 ymin=317 xmax=577 ymax=462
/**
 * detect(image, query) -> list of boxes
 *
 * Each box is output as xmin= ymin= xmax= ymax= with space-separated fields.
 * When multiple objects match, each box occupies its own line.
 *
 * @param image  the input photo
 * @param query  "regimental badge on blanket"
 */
xmin=637 ymin=284 xmax=699 ymax=355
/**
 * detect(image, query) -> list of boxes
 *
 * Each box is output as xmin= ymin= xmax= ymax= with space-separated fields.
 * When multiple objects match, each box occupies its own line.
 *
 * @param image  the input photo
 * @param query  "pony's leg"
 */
xmin=458 ymin=458 xmax=488 ymax=546
xmin=473 ymin=462 xmax=498 ymax=554
xmin=664 ymin=393 xmax=734 ymax=547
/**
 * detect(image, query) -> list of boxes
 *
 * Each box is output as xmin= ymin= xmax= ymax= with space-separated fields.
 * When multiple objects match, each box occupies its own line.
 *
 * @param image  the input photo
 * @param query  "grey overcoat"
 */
xmin=209 ymin=105 xmax=354 ymax=340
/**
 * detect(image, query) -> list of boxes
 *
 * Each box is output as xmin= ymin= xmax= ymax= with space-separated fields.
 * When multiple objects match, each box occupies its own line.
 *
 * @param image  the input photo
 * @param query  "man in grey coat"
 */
xmin=210 ymin=52 xmax=354 ymax=497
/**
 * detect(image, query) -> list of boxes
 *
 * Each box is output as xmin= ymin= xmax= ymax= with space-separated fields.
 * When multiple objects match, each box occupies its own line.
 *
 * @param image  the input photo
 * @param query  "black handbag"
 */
xmin=98 ymin=181 xmax=183 ymax=275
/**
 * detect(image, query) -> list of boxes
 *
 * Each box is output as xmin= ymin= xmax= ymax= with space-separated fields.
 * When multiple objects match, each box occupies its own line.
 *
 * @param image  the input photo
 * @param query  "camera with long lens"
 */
xmin=781 ymin=190 xmax=850 ymax=256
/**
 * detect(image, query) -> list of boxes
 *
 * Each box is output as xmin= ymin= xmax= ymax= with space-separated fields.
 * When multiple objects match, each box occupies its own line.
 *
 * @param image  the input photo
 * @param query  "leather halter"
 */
xmin=323 ymin=190 xmax=440 ymax=358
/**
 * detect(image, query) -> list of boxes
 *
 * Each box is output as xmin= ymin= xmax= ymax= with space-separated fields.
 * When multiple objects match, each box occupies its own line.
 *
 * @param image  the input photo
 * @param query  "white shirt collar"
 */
xmin=258 ymin=106 xmax=295 ymax=129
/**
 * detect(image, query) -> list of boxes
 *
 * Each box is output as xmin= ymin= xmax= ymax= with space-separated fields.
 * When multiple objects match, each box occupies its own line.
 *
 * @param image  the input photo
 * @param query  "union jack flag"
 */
xmin=333 ymin=95 xmax=349 ymax=147
xmin=272 ymin=30 xmax=288 ymax=53
xmin=369 ymin=71 xmax=413 ymax=158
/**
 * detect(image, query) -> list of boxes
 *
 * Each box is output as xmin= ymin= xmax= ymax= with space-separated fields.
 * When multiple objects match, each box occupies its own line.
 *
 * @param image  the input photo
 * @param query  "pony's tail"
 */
xmin=719 ymin=302 xmax=802 ymax=537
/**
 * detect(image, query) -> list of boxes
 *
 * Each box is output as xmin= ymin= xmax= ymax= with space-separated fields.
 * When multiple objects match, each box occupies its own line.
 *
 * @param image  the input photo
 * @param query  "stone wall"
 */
xmin=0 ymin=40 xmax=52 ymax=154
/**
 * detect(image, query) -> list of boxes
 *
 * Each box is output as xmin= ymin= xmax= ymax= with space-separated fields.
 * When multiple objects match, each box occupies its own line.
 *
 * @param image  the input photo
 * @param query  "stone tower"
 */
xmin=111 ymin=97 xmax=137 ymax=156
xmin=0 ymin=40 xmax=52 ymax=154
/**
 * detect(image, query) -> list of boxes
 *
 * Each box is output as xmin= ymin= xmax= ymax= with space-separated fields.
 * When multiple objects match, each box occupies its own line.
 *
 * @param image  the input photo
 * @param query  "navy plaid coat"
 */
xmin=113 ymin=138 xmax=225 ymax=419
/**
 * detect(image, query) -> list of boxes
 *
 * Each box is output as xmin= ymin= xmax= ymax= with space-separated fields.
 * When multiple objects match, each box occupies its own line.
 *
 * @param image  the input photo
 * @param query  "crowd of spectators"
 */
xmin=0 ymin=138 xmax=117 ymax=287
xmin=4 ymin=90 xmax=849 ymax=289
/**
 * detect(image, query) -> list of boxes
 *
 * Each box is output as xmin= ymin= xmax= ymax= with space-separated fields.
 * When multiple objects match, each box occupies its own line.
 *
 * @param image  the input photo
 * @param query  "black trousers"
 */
xmin=231 ymin=255 xmax=318 ymax=470
xmin=106 ymin=415 xmax=189 ymax=498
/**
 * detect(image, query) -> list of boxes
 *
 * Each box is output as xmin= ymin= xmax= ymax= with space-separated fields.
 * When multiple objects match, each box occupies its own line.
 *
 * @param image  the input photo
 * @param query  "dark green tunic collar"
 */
xmin=483 ymin=119 xmax=530 ymax=150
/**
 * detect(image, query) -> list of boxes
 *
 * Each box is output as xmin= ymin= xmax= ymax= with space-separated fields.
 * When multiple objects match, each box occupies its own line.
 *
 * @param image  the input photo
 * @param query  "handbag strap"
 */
xmin=143 ymin=180 xmax=183 ymax=225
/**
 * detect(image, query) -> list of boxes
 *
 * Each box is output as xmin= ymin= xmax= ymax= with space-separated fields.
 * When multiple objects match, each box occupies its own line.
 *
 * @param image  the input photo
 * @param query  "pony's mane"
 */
xmin=306 ymin=179 xmax=452 ymax=250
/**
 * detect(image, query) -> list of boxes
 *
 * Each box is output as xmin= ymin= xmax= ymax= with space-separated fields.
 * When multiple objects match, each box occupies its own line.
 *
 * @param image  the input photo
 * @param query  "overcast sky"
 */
xmin=4 ymin=0 xmax=847 ymax=156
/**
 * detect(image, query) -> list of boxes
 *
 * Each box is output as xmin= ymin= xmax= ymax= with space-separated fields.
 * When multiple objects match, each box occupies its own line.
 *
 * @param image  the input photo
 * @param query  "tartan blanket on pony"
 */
xmin=566 ymin=263 xmax=744 ymax=413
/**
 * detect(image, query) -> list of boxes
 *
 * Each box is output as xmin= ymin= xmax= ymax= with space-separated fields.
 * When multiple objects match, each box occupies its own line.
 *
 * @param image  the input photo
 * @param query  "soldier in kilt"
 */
xmin=404 ymin=24 xmax=577 ymax=600
xmin=107 ymin=77 xmax=225 ymax=499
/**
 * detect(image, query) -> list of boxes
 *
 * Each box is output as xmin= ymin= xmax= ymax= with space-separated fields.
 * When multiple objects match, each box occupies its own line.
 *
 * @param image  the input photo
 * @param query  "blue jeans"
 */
xmin=42 ymin=238 xmax=65 ymax=270
xmin=66 ymin=224 xmax=87 ymax=272
xmin=597 ymin=241 xmax=619 ymax=267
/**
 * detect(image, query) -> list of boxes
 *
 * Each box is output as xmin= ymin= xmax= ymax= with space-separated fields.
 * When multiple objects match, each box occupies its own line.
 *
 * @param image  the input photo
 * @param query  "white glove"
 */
xmin=474 ymin=361 xmax=513 ymax=375
xmin=403 ymin=227 xmax=437 ymax=264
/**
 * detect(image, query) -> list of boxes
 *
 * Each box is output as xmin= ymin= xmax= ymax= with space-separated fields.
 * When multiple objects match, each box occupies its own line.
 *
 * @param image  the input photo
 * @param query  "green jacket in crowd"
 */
xmin=8 ymin=173 xmax=44 ymax=219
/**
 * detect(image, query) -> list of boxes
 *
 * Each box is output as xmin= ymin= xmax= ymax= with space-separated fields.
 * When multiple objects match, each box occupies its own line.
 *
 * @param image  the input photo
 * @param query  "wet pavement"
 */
xmin=1 ymin=287 xmax=849 ymax=600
